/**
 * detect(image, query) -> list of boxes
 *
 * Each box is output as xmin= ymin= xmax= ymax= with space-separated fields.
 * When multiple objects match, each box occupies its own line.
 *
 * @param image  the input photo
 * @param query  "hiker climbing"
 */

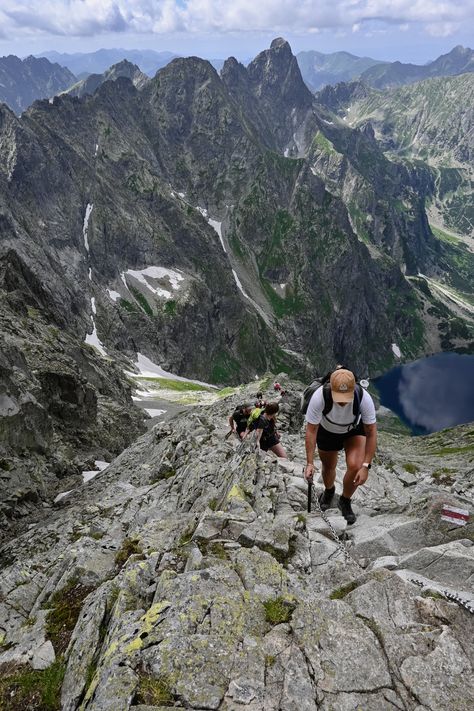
xmin=247 ymin=402 xmax=287 ymax=458
xmin=303 ymin=368 xmax=377 ymax=524
xmin=254 ymin=391 xmax=266 ymax=408
xmin=228 ymin=403 xmax=253 ymax=439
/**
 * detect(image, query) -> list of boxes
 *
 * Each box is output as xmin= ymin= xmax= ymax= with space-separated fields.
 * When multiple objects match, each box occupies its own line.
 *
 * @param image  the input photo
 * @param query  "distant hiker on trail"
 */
xmin=304 ymin=368 xmax=377 ymax=524
xmin=273 ymin=382 xmax=282 ymax=392
xmin=228 ymin=403 xmax=253 ymax=440
xmin=247 ymin=402 xmax=287 ymax=458
xmin=255 ymin=392 xmax=266 ymax=408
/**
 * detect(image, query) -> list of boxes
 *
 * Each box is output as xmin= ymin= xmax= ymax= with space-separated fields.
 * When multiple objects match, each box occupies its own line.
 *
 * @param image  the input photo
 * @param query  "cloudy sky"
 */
xmin=1 ymin=1 xmax=473 ymax=62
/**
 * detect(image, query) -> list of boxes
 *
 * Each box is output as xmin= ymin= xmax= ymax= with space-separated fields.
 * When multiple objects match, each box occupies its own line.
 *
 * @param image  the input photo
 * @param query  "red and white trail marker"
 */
xmin=441 ymin=505 xmax=470 ymax=527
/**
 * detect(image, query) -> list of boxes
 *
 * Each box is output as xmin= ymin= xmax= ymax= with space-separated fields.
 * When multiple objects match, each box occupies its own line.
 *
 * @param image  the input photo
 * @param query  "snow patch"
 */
xmin=82 ymin=460 xmax=109 ymax=484
xmin=54 ymin=490 xmax=72 ymax=503
xmin=392 ymin=343 xmax=402 ymax=359
xmin=88 ymin=268 xmax=92 ymax=281
xmin=130 ymin=353 xmax=216 ymax=388
xmin=232 ymin=269 xmax=251 ymax=300
xmin=107 ymin=289 xmax=121 ymax=302
xmin=82 ymin=203 xmax=93 ymax=252
xmin=144 ymin=408 xmax=167 ymax=418
xmin=94 ymin=143 xmax=99 ymax=156
xmin=122 ymin=266 xmax=184 ymax=300
xmin=85 ymin=299 xmax=107 ymax=357
xmin=284 ymin=148 xmax=290 ymax=157
xmin=209 ymin=219 xmax=226 ymax=253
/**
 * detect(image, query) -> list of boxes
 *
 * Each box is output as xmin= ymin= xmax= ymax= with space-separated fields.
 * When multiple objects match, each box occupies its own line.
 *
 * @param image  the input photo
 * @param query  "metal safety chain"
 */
xmin=307 ymin=476 xmax=474 ymax=615
xmin=409 ymin=578 xmax=474 ymax=615
xmin=307 ymin=478 xmax=358 ymax=566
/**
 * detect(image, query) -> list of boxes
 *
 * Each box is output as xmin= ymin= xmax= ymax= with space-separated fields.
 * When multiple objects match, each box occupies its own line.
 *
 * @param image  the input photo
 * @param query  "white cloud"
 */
xmin=0 ymin=1 xmax=472 ymax=39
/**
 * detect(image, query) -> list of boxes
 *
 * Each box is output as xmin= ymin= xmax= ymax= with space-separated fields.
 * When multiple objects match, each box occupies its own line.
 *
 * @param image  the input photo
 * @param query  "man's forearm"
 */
xmin=305 ymin=425 xmax=318 ymax=463
xmin=364 ymin=431 xmax=377 ymax=463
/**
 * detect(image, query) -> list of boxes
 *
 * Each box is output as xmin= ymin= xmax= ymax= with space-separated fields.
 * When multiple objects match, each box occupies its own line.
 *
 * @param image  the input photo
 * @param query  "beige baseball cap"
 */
xmin=330 ymin=369 xmax=355 ymax=403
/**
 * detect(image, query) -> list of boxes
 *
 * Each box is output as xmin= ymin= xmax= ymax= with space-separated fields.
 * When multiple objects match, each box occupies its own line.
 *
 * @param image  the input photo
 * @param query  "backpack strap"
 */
xmin=322 ymin=382 xmax=333 ymax=415
xmin=352 ymin=384 xmax=363 ymax=418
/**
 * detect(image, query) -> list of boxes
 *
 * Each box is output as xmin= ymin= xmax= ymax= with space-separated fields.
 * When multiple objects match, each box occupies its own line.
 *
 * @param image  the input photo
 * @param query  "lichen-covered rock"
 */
xmin=0 ymin=382 xmax=473 ymax=710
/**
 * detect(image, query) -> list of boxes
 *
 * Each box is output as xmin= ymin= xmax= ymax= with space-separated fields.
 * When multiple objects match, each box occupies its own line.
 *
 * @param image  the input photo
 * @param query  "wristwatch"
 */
xmin=362 ymin=462 xmax=371 ymax=469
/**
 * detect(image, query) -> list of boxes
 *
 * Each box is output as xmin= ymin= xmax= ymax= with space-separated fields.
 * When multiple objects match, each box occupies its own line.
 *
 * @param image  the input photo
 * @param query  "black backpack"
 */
xmin=301 ymin=369 xmax=363 ymax=424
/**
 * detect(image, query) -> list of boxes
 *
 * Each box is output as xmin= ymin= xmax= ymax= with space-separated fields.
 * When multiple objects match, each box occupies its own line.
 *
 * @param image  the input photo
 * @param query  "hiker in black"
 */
xmin=304 ymin=368 xmax=377 ymax=524
xmin=228 ymin=404 xmax=253 ymax=439
xmin=248 ymin=402 xmax=287 ymax=458
xmin=254 ymin=392 xmax=266 ymax=408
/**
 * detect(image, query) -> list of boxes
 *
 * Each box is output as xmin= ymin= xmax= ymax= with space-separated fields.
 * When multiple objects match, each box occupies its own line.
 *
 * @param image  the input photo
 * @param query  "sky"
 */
xmin=0 ymin=1 xmax=473 ymax=63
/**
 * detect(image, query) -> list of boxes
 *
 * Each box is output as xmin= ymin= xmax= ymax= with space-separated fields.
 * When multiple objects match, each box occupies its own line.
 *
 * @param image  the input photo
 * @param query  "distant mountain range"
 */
xmin=0 ymin=55 xmax=75 ymax=113
xmin=296 ymin=51 xmax=384 ymax=91
xmin=0 ymin=44 xmax=467 ymax=116
xmin=38 ymin=48 xmax=179 ymax=78
xmin=297 ymin=45 xmax=474 ymax=91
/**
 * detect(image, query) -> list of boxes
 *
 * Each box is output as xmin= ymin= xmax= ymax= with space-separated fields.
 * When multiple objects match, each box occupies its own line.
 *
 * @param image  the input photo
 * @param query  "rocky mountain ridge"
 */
xmin=64 ymin=61 xmax=149 ymax=99
xmin=0 ymin=376 xmax=473 ymax=709
xmin=0 ymin=55 xmax=76 ymax=114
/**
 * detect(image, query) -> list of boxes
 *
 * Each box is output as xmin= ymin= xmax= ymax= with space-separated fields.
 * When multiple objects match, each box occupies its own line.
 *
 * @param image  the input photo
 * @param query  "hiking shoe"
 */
xmin=318 ymin=486 xmax=335 ymax=511
xmin=338 ymin=495 xmax=356 ymax=525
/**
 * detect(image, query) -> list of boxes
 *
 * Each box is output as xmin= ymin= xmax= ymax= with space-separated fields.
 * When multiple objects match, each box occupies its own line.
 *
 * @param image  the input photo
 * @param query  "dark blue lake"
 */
xmin=374 ymin=352 xmax=474 ymax=435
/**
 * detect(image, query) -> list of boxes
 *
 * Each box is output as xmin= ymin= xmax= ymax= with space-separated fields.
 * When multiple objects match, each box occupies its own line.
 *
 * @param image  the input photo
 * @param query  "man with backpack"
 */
xmin=228 ymin=403 xmax=253 ymax=439
xmin=303 ymin=368 xmax=377 ymax=524
xmin=247 ymin=402 xmax=287 ymax=458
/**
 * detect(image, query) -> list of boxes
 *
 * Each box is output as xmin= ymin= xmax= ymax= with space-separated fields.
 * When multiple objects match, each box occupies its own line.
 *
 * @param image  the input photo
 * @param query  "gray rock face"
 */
xmin=0 ymin=380 xmax=472 ymax=709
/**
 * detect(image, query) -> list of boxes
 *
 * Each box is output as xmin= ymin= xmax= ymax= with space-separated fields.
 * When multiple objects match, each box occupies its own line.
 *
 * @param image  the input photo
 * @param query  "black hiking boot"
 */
xmin=338 ymin=495 xmax=356 ymax=525
xmin=318 ymin=486 xmax=336 ymax=511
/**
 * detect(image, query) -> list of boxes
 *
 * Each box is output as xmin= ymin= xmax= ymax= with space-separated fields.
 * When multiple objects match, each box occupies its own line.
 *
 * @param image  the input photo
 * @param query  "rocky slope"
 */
xmin=0 ymin=377 xmax=473 ymax=710
xmin=318 ymin=73 xmax=474 ymax=243
xmin=0 ymin=55 xmax=75 ymax=114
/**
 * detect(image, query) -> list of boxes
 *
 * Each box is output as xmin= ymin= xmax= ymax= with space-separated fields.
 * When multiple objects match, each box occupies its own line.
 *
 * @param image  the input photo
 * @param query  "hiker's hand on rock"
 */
xmin=304 ymin=463 xmax=314 ymax=482
xmin=353 ymin=466 xmax=368 ymax=486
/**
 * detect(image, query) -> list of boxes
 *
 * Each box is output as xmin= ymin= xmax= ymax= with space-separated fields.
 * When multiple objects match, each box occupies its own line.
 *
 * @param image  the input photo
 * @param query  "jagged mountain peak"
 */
xmin=247 ymin=37 xmax=313 ymax=108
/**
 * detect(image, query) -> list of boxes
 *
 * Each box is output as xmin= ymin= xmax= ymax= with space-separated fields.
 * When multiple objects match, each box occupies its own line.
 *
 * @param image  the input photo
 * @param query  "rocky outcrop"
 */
xmin=0 ymin=378 xmax=472 ymax=709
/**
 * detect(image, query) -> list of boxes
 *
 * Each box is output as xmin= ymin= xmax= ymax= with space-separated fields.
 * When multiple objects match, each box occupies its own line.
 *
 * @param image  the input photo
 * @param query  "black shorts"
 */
xmin=317 ymin=423 xmax=365 ymax=452
xmin=260 ymin=435 xmax=280 ymax=451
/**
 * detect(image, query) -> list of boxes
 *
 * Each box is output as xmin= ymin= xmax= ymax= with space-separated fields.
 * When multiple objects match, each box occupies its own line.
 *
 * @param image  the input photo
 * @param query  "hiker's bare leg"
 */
xmin=270 ymin=443 xmax=287 ymax=458
xmin=342 ymin=436 xmax=366 ymax=498
xmin=318 ymin=449 xmax=338 ymax=489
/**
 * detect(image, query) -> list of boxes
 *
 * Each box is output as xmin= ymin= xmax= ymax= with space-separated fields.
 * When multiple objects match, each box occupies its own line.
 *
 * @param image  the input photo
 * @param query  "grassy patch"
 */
xmin=151 ymin=467 xmax=176 ymax=483
xmin=263 ymin=597 xmax=296 ymax=625
xmin=217 ymin=386 xmax=237 ymax=398
xmin=403 ymin=463 xmax=419 ymax=474
xmin=115 ymin=538 xmax=144 ymax=569
xmin=164 ymin=299 xmax=177 ymax=317
xmin=432 ymin=444 xmax=474 ymax=456
xmin=432 ymin=468 xmax=456 ymax=485
xmin=129 ymin=287 xmax=154 ymax=316
xmin=137 ymin=376 xmax=213 ymax=392
xmin=421 ymin=589 xmax=445 ymax=600
xmin=134 ymin=673 xmax=174 ymax=706
xmin=45 ymin=579 xmax=96 ymax=656
xmin=329 ymin=581 xmax=359 ymax=600
xmin=0 ymin=660 xmax=66 ymax=711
